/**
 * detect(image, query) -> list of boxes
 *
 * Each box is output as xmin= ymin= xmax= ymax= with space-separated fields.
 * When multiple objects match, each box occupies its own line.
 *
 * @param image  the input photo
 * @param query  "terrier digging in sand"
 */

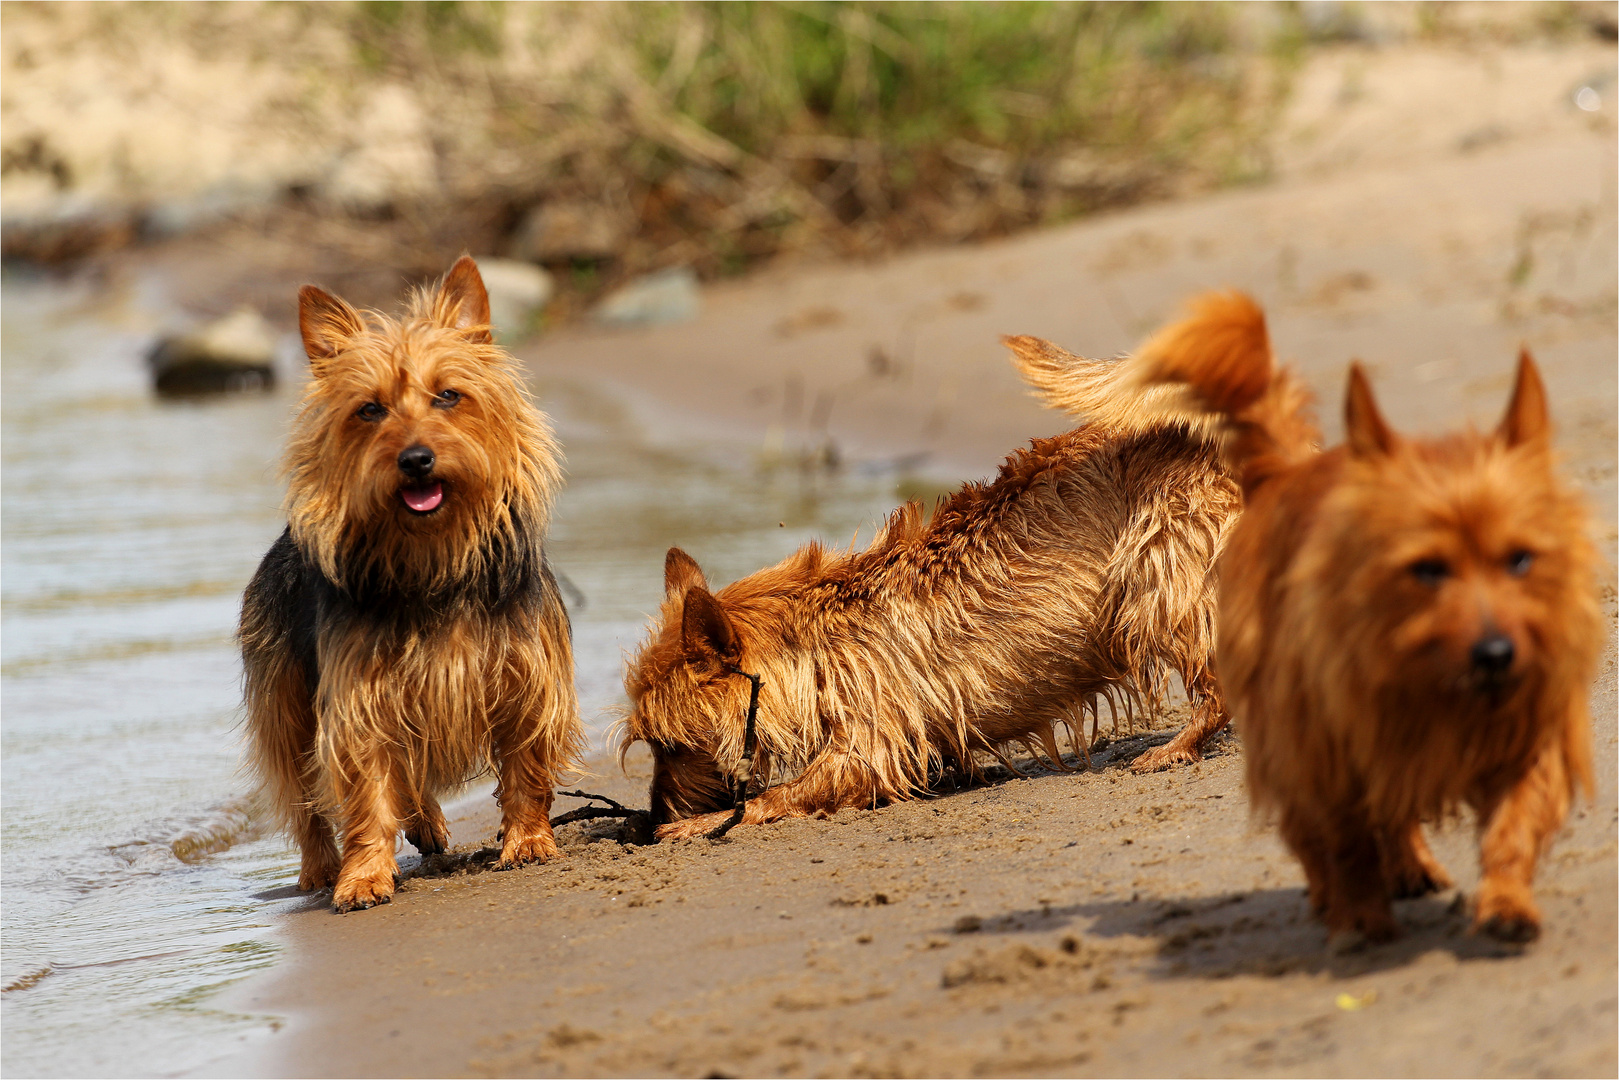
xmin=1129 ymin=291 xmax=1601 ymax=946
xmin=621 ymin=344 xmax=1241 ymax=840
xmin=240 ymin=257 xmax=584 ymax=912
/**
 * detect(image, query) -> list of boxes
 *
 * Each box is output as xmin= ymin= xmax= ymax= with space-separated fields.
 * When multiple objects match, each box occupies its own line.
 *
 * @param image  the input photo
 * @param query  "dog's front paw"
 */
xmin=495 ymin=823 xmax=558 ymax=870
xmin=332 ymin=869 xmax=395 ymax=913
xmin=1473 ymin=883 xmax=1541 ymax=943
xmin=1476 ymin=910 xmax=1540 ymax=943
xmin=654 ymin=810 xmax=735 ymax=841
xmin=1130 ymin=743 xmax=1200 ymax=774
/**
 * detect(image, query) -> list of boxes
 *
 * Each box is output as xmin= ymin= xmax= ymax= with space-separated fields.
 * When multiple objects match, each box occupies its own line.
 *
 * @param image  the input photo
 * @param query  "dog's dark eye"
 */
xmin=1506 ymin=550 xmax=1534 ymax=577
xmin=357 ymin=401 xmax=386 ymax=422
xmin=433 ymin=389 xmax=461 ymax=409
xmin=1410 ymin=559 xmax=1449 ymax=586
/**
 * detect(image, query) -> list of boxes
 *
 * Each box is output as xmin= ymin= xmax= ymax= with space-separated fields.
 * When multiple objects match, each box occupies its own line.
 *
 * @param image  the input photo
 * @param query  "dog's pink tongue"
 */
xmin=403 ymin=482 xmax=443 ymax=512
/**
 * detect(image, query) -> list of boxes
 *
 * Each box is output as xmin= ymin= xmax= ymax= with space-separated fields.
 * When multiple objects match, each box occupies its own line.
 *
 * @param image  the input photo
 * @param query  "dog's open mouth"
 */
xmin=400 ymin=481 xmax=444 ymax=514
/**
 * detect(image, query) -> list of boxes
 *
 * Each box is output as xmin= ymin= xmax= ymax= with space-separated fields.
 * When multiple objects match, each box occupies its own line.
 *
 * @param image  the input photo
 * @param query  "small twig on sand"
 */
xmin=550 ymin=789 xmax=644 ymax=828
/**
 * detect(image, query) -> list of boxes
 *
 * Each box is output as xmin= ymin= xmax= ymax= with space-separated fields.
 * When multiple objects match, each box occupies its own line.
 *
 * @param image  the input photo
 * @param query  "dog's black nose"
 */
xmin=397 ymin=444 xmax=435 ymax=478
xmin=1470 ymin=634 xmax=1515 ymax=674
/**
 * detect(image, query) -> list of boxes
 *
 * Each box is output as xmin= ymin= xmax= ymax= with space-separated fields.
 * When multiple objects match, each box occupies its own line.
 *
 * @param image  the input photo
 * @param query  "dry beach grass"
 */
xmin=0 ymin=1 xmax=1287 ymax=292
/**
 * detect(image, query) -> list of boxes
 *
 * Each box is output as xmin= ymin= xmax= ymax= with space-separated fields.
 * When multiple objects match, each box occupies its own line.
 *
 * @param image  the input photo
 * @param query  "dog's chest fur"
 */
xmin=274 ymin=528 xmax=551 ymax=783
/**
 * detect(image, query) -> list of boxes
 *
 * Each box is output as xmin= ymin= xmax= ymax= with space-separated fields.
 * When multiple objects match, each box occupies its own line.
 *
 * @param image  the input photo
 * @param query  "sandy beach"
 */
xmin=169 ymin=37 xmax=1619 ymax=1078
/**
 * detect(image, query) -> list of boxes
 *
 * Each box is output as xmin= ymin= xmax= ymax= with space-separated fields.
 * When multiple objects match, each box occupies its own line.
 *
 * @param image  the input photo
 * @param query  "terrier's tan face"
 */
xmin=623 ymin=546 xmax=749 ymax=824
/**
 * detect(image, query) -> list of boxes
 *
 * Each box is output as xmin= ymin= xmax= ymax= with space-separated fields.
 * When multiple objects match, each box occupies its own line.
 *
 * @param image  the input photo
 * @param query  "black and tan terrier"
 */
xmin=240 ymin=257 xmax=583 ymax=912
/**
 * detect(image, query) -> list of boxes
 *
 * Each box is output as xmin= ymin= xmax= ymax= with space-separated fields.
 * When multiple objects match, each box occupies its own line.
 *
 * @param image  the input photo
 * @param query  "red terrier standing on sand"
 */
xmin=1124 ymin=291 xmax=1602 ymax=946
xmin=240 ymin=257 xmax=583 ymax=912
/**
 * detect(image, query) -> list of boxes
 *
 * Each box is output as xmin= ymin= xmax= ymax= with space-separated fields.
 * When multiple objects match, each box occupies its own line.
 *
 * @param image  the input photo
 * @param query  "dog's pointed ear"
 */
xmin=1497 ymin=347 xmax=1549 ymax=448
xmin=436 ymin=255 xmax=493 ymax=344
xmin=680 ymin=586 xmax=736 ymax=661
xmin=298 ymin=285 xmax=364 ymax=367
xmin=1344 ymin=363 xmax=1397 ymax=458
xmin=665 ymin=546 xmax=708 ymax=597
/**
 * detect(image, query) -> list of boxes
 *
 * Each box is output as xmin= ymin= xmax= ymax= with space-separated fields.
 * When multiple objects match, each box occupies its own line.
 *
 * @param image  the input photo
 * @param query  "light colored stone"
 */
xmin=593 ymin=267 xmax=700 ymax=328
xmin=474 ymin=257 xmax=555 ymax=341
xmin=148 ymin=306 xmax=276 ymax=396
xmin=510 ymin=200 xmax=630 ymax=262
xmin=186 ymin=307 xmax=276 ymax=365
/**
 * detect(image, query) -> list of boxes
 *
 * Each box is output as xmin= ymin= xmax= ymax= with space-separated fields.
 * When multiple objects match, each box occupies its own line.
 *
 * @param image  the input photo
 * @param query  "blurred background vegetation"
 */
xmin=2 ymin=1 xmax=1609 ymax=308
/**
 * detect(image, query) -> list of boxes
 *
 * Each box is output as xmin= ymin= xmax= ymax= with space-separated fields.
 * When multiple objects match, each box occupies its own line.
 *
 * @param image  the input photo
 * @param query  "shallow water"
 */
xmin=0 ymin=270 xmax=939 ymax=1077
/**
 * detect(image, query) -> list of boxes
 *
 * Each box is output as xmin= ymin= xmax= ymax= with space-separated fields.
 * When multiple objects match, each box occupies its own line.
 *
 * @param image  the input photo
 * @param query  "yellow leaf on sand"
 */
xmin=1336 ymin=991 xmax=1378 ymax=1011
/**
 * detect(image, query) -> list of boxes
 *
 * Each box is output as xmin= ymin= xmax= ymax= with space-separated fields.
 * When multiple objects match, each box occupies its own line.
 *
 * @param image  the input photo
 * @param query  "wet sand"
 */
xmin=204 ymin=41 xmax=1616 ymax=1078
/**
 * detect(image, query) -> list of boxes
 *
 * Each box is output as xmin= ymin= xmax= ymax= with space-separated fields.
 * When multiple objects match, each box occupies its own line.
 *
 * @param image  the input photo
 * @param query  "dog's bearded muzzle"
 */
xmin=1461 ymin=631 xmax=1520 ymax=697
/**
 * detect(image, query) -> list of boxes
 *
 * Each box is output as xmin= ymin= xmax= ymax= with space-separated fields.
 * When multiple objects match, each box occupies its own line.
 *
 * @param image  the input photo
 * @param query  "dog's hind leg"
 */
xmin=1106 ymin=458 xmax=1236 ymax=774
xmin=241 ymin=546 xmax=340 ymax=889
xmin=1471 ymin=741 xmax=1571 ymax=943
xmin=241 ymin=640 xmax=338 ymax=889
xmin=1279 ymin=807 xmax=1333 ymax=916
xmin=1130 ymin=667 xmax=1230 ymax=773
xmin=1376 ymin=821 xmax=1453 ymax=899
xmin=402 ymin=794 xmax=450 ymax=856
xmin=291 ymin=793 xmax=341 ymax=891
xmin=277 ymin=722 xmax=339 ymax=890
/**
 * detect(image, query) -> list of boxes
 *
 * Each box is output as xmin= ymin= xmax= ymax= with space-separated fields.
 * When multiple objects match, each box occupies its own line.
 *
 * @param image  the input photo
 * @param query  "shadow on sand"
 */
xmin=950 ymin=884 xmax=1523 ymax=982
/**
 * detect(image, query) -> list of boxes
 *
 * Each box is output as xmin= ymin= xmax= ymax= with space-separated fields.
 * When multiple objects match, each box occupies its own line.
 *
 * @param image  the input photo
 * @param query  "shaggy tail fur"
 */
xmin=1006 ymin=291 xmax=1317 ymax=496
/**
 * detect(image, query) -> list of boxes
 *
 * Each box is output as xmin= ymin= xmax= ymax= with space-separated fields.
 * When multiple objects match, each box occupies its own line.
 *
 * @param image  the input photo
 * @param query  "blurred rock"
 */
xmin=141 ymin=181 xmax=279 ymax=239
xmin=593 ymin=267 xmax=700 ymax=329
xmin=510 ymin=200 xmax=629 ymax=262
xmin=475 ymin=257 xmax=554 ymax=341
xmin=148 ymin=307 xmax=275 ymax=397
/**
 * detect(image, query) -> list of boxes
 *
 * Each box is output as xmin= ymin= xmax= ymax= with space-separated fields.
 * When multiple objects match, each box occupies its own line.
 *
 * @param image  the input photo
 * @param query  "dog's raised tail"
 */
xmin=1130 ymin=290 xmax=1316 ymax=494
xmin=1005 ymin=291 xmax=1292 ymax=443
xmin=1006 ymin=291 xmax=1313 ymax=492
xmin=1004 ymin=333 xmax=1226 ymax=438
xmin=1130 ymin=291 xmax=1272 ymax=414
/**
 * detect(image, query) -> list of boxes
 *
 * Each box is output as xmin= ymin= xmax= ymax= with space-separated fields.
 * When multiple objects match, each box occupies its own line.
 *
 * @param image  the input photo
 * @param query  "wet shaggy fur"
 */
xmin=620 ymin=347 xmax=1242 ymax=840
xmin=240 ymin=257 xmax=583 ymax=913
xmin=1129 ymin=290 xmax=1602 ymax=945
